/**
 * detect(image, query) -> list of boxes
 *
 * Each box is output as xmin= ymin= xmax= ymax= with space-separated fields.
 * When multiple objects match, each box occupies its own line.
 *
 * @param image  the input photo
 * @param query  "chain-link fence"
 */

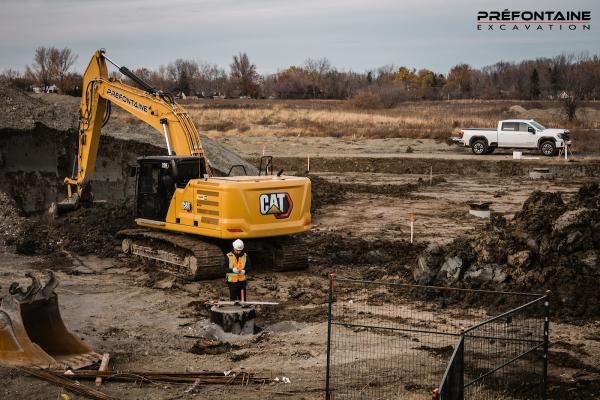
xmin=442 ymin=295 xmax=549 ymax=400
xmin=324 ymin=276 xmax=549 ymax=400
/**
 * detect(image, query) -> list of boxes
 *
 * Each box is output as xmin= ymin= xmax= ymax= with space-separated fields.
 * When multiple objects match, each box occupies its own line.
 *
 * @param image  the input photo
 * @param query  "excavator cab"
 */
xmin=135 ymin=156 xmax=206 ymax=221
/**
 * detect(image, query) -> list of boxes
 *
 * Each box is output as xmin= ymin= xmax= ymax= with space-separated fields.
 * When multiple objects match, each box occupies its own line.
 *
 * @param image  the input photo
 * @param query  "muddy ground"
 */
xmin=0 ymin=170 xmax=598 ymax=399
xmin=0 ymin=88 xmax=599 ymax=399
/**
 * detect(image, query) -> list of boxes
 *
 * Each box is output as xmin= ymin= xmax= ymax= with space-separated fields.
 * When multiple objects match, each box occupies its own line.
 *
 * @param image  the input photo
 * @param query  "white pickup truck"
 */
xmin=453 ymin=119 xmax=571 ymax=156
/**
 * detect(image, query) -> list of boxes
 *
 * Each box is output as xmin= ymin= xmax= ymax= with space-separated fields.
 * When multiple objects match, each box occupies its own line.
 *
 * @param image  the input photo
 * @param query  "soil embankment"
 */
xmin=266 ymin=155 xmax=600 ymax=178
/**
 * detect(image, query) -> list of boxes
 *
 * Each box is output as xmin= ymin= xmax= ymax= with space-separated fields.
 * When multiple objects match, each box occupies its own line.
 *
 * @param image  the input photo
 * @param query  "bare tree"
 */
xmin=27 ymin=47 xmax=52 ymax=90
xmin=0 ymin=69 xmax=21 ymax=82
xmin=26 ymin=46 xmax=77 ymax=93
xmin=0 ymin=68 xmax=33 ymax=90
xmin=198 ymin=62 xmax=227 ymax=97
xmin=303 ymin=58 xmax=331 ymax=98
xmin=230 ymin=52 xmax=259 ymax=97
xmin=166 ymin=59 xmax=199 ymax=94
xmin=54 ymin=48 xmax=78 ymax=92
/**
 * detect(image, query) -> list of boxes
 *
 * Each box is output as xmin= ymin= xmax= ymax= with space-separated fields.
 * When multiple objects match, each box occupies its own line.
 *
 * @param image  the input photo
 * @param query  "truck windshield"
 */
xmin=530 ymin=121 xmax=546 ymax=130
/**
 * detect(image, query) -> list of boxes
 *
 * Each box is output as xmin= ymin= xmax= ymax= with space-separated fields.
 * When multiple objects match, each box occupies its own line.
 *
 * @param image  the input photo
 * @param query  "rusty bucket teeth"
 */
xmin=0 ymin=271 xmax=101 ymax=369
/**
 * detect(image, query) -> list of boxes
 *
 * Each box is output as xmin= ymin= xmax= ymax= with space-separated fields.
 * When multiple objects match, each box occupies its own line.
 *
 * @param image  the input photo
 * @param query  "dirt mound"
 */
xmin=189 ymin=337 xmax=240 ymax=355
xmin=508 ymin=105 xmax=527 ymax=114
xmin=0 ymin=192 xmax=27 ymax=248
xmin=201 ymin=136 xmax=258 ymax=176
xmin=101 ymin=107 xmax=258 ymax=176
xmin=513 ymin=191 xmax=566 ymax=236
xmin=308 ymin=230 xmax=426 ymax=267
xmin=573 ymin=181 xmax=600 ymax=209
xmin=415 ymin=183 xmax=600 ymax=318
xmin=309 ymin=174 xmax=446 ymax=212
xmin=0 ymin=84 xmax=77 ymax=131
xmin=16 ymin=202 xmax=134 ymax=257
xmin=0 ymin=86 xmax=261 ymax=216
xmin=309 ymin=175 xmax=347 ymax=211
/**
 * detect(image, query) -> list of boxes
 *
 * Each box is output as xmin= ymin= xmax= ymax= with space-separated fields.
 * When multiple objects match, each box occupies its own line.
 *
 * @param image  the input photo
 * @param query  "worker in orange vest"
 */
xmin=223 ymin=239 xmax=251 ymax=301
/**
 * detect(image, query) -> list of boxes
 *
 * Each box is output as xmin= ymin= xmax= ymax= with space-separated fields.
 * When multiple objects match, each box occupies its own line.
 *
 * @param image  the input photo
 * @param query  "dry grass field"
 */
xmin=150 ymin=98 xmax=600 ymax=152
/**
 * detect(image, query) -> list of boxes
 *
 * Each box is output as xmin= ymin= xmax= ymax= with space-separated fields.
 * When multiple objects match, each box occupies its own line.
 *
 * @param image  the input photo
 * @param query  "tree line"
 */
xmin=1 ymin=47 xmax=599 ymax=106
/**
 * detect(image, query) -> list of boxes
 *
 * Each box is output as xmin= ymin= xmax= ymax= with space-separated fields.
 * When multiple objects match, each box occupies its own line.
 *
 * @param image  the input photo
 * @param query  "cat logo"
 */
xmin=259 ymin=193 xmax=293 ymax=219
xmin=182 ymin=201 xmax=192 ymax=211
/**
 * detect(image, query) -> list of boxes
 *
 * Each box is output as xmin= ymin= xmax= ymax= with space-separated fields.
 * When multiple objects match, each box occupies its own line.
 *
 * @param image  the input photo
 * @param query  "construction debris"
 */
xmin=0 ymin=271 xmax=101 ymax=369
xmin=205 ymin=300 xmax=279 ymax=306
xmin=52 ymin=369 xmax=273 ymax=385
xmin=529 ymin=167 xmax=555 ymax=180
xmin=20 ymin=367 xmax=117 ymax=400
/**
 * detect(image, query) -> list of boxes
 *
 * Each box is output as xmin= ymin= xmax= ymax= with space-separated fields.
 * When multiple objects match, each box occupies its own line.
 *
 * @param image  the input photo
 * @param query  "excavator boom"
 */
xmin=61 ymin=49 xmax=208 ymax=207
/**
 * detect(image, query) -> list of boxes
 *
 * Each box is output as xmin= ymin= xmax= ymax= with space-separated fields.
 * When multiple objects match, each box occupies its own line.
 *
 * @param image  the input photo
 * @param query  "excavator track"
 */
xmin=119 ymin=229 xmax=224 ymax=280
xmin=119 ymin=229 xmax=308 ymax=280
xmin=270 ymin=237 xmax=309 ymax=272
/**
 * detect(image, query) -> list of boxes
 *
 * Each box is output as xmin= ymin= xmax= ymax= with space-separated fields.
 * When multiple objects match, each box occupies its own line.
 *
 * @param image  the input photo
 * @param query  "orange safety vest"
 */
xmin=226 ymin=252 xmax=247 ymax=283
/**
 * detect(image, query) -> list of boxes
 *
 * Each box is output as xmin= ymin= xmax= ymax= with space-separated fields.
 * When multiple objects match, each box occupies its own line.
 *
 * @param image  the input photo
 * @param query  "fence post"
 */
xmin=542 ymin=291 xmax=550 ymax=400
xmin=325 ymin=273 xmax=336 ymax=400
xmin=456 ymin=329 xmax=465 ymax=400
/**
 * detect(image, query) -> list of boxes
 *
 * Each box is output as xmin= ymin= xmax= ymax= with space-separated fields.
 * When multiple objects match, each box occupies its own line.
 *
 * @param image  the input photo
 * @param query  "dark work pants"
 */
xmin=228 ymin=281 xmax=247 ymax=301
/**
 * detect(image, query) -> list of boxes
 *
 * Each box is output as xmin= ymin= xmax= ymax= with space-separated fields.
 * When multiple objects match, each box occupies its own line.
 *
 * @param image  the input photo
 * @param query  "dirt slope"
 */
xmin=415 ymin=183 xmax=600 ymax=318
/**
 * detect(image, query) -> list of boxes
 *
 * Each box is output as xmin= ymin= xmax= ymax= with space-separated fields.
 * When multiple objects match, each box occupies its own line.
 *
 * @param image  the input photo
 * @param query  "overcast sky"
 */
xmin=0 ymin=0 xmax=597 ymax=75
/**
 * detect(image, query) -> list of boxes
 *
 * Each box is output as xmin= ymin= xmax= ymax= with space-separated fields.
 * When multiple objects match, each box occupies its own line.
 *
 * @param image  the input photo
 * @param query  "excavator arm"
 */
xmin=61 ymin=50 xmax=209 ymax=208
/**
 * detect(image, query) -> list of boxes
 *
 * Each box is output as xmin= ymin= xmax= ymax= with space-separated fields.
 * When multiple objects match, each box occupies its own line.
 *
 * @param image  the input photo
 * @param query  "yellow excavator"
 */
xmin=59 ymin=50 xmax=311 ymax=279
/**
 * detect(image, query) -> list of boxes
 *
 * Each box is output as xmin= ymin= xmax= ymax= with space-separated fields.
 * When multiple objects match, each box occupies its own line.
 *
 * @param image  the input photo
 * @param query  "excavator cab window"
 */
xmin=135 ymin=157 xmax=205 ymax=221
xmin=174 ymin=158 xmax=205 ymax=188
xmin=139 ymin=164 xmax=160 ymax=194
xmin=136 ymin=160 xmax=171 ymax=221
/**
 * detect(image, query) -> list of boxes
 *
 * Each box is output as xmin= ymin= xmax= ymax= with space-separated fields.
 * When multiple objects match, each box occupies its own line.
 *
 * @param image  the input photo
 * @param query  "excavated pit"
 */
xmin=0 ymin=127 xmax=163 ymax=214
xmin=0 ymin=84 xmax=258 ymax=215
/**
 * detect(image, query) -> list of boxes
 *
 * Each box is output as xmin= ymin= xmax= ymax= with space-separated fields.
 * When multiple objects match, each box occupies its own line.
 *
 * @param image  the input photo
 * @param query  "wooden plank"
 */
xmin=95 ymin=353 xmax=110 ymax=387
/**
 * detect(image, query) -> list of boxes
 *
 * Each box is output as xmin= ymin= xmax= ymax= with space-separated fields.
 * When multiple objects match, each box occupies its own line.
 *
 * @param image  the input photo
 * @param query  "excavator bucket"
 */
xmin=0 ymin=271 xmax=101 ymax=369
xmin=56 ymin=192 xmax=80 ymax=214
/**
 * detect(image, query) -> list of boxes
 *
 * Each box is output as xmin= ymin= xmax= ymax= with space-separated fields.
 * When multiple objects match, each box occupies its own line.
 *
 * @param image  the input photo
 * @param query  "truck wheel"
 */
xmin=486 ymin=146 xmax=496 ymax=154
xmin=540 ymin=141 xmax=556 ymax=157
xmin=471 ymin=140 xmax=487 ymax=155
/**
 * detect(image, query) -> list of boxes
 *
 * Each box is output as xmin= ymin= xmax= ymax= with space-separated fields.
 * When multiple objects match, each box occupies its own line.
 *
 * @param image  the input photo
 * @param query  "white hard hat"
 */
xmin=233 ymin=239 xmax=244 ymax=251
